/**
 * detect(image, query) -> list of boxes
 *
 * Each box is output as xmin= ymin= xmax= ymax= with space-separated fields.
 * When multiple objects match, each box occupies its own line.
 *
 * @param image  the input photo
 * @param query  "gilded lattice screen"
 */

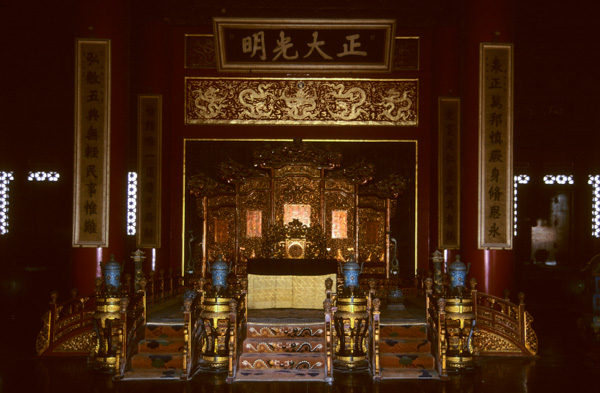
xmin=185 ymin=140 xmax=416 ymax=279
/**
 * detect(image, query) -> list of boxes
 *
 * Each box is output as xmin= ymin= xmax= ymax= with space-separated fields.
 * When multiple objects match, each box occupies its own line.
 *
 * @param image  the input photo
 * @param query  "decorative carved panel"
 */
xmin=185 ymin=78 xmax=418 ymax=126
xmin=186 ymin=140 xmax=415 ymax=279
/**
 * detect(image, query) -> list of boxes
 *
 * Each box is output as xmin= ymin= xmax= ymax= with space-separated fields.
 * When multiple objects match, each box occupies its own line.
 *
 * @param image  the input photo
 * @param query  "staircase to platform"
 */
xmin=376 ymin=297 xmax=439 ymax=380
xmin=234 ymin=309 xmax=329 ymax=381
xmin=121 ymin=298 xmax=186 ymax=380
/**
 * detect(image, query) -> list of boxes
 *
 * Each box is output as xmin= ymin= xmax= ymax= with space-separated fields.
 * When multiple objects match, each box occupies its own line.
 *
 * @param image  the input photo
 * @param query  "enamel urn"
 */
xmin=101 ymin=255 xmax=122 ymax=295
xmin=340 ymin=255 xmax=364 ymax=288
xmin=209 ymin=254 xmax=232 ymax=289
xmin=449 ymin=255 xmax=471 ymax=291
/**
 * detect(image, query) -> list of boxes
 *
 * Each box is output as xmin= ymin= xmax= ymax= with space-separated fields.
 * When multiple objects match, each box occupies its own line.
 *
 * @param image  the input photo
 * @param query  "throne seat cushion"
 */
xmin=247 ymin=273 xmax=336 ymax=309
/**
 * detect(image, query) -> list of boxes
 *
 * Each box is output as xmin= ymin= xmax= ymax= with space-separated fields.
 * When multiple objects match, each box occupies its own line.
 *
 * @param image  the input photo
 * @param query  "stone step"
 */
xmin=379 ymin=353 xmax=435 ymax=369
xmin=379 ymin=367 xmax=439 ymax=380
xmin=138 ymin=337 xmax=186 ymax=354
xmin=121 ymin=367 xmax=184 ymax=380
xmin=130 ymin=352 xmax=184 ymax=370
xmin=246 ymin=322 xmax=325 ymax=338
xmin=144 ymin=323 xmax=185 ymax=340
xmin=379 ymin=324 xmax=428 ymax=339
xmin=239 ymin=352 xmax=325 ymax=370
xmin=235 ymin=368 xmax=327 ymax=381
xmin=243 ymin=337 xmax=325 ymax=354
xmin=379 ymin=338 xmax=430 ymax=354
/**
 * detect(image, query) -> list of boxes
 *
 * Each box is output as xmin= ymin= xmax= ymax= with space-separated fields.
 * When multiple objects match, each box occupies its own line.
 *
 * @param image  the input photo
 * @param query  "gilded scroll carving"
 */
xmin=185 ymin=78 xmax=418 ymax=125
xmin=474 ymin=330 xmax=520 ymax=353
xmin=525 ymin=311 xmax=539 ymax=354
xmin=36 ymin=310 xmax=51 ymax=354
xmin=56 ymin=330 xmax=95 ymax=352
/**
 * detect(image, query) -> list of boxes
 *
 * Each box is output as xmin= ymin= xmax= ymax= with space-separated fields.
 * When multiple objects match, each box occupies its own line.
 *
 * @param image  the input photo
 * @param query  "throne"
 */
xmin=247 ymin=218 xmax=336 ymax=309
xmin=187 ymin=140 xmax=408 ymax=306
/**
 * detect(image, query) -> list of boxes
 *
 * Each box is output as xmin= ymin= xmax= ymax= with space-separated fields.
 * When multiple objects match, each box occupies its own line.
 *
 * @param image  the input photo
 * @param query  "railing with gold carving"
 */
xmin=425 ymin=277 xmax=448 ymax=378
xmin=226 ymin=293 xmax=246 ymax=382
xmin=424 ymin=274 xmax=538 ymax=376
xmin=114 ymin=290 xmax=146 ymax=378
xmin=36 ymin=289 xmax=96 ymax=356
xmin=323 ymin=297 xmax=335 ymax=382
xmin=470 ymin=280 xmax=538 ymax=356
xmin=145 ymin=268 xmax=183 ymax=306
xmin=182 ymin=278 xmax=205 ymax=380
xmin=370 ymin=298 xmax=382 ymax=379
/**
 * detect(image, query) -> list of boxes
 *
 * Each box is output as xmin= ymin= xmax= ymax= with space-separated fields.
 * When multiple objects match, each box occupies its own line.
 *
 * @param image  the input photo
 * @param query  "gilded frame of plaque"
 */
xmin=213 ymin=18 xmax=396 ymax=73
xmin=438 ymin=97 xmax=460 ymax=249
xmin=478 ymin=43 xmax=513 ymax=249
xmin=73 ymin=38 xmax=111 ymax=247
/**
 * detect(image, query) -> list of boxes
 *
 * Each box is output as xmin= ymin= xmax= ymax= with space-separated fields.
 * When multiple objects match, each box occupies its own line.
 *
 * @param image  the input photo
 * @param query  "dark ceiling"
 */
xmin=0 ymin=0 xmax=598 ymax=173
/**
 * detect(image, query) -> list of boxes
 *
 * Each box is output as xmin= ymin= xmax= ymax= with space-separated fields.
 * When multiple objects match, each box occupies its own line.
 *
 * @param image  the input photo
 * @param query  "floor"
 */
xmin=1 ymin=265 xmax=599 ymax=392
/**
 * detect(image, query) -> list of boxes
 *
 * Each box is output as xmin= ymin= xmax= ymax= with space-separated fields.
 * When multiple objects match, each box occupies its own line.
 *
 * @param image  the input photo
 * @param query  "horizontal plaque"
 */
xmin=185 ymin=77 xmax=418 ymax=126
xmin=213 ymin=18 xmax=396 ymax=72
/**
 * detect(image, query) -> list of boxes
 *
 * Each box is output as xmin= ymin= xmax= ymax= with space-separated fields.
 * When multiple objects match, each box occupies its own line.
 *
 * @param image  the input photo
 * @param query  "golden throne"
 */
xmin=187 ymin=140 xmax=408 ymax=303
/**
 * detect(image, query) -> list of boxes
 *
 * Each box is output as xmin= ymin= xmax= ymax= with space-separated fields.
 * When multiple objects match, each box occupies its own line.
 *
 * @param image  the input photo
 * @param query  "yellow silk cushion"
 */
xmin=247 ymin=273 xmax=336 ymax=309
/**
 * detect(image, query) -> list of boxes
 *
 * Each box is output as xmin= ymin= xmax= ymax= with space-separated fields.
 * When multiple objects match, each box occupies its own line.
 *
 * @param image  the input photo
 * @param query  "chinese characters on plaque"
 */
xmin=438 ymin=97 xmax=460 ymax=249
xmin=137 ymin=95 xmax=162 ymax=248
xmin=213 ymin=18 xmax=395 ymax=72
xmin=478 ymin=43 xmax=513 ymax=249
xmin=73 ymin=39 xmax=110 ymax=246
xmin=185 ymin=34 xmax=419 ymax=71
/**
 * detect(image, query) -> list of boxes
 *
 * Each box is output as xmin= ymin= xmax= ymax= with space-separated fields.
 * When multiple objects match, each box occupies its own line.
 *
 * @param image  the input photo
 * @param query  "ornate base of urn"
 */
xmin=199 ymin=295 xmax=232 ymax=371
xmin=88 ymin=296 xmax=124 ymax=373
xmin=444 ymin=296 xmax=475 ymax=371
xmin=333 ymin=295 xmax=370 ymax=371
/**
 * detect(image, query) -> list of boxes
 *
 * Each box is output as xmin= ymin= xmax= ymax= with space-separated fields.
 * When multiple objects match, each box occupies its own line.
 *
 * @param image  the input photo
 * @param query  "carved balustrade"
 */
xmin=182 ymin=278 xmax=205 ymax=380
xmin=470 ymin=280 xmax=538 ymax=356
xmin=145 ymin=268 xmax=184 ymax=306
xmin=36 ymin=289 xmax=96 ymax=356
xmin=423 ymin=274 xmax=538 ymax=377
xmin=425 ymin=277 xmax=448 ymax=378
xmin=114 ymin=289 xmax=146 ymax=379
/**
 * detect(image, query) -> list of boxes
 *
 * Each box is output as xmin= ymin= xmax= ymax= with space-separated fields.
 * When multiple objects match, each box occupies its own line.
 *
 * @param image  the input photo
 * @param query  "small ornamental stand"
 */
xmin=199 ymin=255 xmax=234 ymax=370
xmin=444 ymin=256 xmax=476 ymax=371
xmin=88 ymin=256 xmax=125 ymax=373
xmin=333 ymin=256 xmax=370 ymax=371
xmin=199 ymin=294 xmax=233 ymax=370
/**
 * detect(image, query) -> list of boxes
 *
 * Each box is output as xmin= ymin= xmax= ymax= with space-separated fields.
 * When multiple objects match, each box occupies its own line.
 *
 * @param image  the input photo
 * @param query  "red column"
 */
xmin=72 ymin=0 xmax=129 ymax=295
xmin=461 ymin=0 xmax=515 ymax=297
xmin=132 ymin=18 xmax=172 ymax=275
xmin=432 ymin=22 xmax=461 ymax=271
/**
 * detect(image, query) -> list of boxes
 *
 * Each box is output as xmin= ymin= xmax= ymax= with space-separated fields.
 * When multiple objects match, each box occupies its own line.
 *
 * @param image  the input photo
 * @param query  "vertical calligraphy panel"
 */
xmin=73 ymin=39 xmax=110 ymax=246
xmin=478 ymin=43 xmax=513 ymax=249
xmin=438 ymin=97 xmax=460 ymax=249
xmin=137 ymin=95 xmax=162 ymax=248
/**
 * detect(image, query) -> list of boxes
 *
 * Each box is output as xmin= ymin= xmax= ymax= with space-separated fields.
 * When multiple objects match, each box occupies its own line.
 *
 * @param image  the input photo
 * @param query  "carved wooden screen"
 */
xmin=186 ymin=140 xmax=415 ymax=280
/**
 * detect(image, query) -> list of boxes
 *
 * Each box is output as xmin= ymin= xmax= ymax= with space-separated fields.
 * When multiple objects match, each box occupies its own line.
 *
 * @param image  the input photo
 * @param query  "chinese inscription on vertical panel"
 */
xmin=479 ymin=43 xmax=513 ymax=249
xmin=137 ymin=95 xmax=162 ymax=248
xmin=73 ymin=39 xmax=110 ymax=246
xmin=438 ymin=97 xmax=460 ymax=249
